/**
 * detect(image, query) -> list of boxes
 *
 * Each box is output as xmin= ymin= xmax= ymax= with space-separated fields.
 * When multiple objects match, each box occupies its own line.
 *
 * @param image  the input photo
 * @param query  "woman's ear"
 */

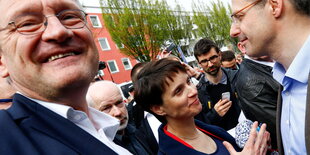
xmin=150 ymin=105 xmax=166 ymax=116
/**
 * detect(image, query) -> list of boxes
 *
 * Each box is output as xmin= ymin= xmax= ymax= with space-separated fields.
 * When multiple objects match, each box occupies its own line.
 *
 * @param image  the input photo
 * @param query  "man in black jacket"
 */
xmin=193 ymin=38 xmax=241 ymax=130
xmin=235 ymin=44 xmax=280 ymax=149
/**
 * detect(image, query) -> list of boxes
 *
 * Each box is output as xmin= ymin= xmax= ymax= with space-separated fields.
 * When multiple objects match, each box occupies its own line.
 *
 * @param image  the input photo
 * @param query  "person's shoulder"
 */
xmin=222 ymin=68 xmax=238 ymax=82
xmin=196 ymin=74 xmax=208 ymax=89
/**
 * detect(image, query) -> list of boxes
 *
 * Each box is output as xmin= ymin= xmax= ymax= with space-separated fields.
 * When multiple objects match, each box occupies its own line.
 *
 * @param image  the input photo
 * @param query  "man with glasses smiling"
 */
xmin=0 ymin=0 xmax=131 ymax=154
xmin=193 ymin=38 xmax=241 ymax=132
xmin=230 ymin=0 xmax=310 ymax=154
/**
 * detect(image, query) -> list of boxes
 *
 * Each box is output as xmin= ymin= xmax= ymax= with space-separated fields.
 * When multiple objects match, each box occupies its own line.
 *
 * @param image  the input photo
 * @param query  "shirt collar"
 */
xmin=20 ymin=92 xmax=120 ymax=140
xmin=203 ymin=69 xmax=227 ymax=85
xmin=89 ymin=107 xmax=120 ymax=139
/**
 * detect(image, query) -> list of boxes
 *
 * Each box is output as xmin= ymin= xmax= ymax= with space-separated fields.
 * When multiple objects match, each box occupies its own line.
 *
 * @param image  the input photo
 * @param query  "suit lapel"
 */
xmin=276 ymin=86 xmax=284 ymax=155
xmin=305 ymin=73 xmax=310 ymax=154
xmin=10 ymin=94 xmax=117 ymax=155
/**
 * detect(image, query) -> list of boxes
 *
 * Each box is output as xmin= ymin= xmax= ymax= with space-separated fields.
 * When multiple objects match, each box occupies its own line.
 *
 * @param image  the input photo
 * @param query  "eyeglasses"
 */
xmin=199 ymin=55 xmax=219 ymax=65
xmin=0 ymin=9 xmax=88 ymax=35
xmin=231 ymin=0 xmax=262 ymax=24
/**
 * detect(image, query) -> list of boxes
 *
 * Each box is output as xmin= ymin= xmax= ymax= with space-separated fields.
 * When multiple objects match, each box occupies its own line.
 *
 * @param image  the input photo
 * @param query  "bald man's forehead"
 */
xmin=93 ymin=89 xmax=123 ymax=106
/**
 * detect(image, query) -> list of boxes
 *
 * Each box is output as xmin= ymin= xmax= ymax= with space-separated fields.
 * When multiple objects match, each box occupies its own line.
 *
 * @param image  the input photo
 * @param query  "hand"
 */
xmin=213 ymin=99 xmax=232 ymax=117
xmin=223 ymin=122 xmax=270 ymax=155
xmin=158 ymin=50 xmax=172 ymax=59
xmin=180 ymin=62 xmax=198 ymax=76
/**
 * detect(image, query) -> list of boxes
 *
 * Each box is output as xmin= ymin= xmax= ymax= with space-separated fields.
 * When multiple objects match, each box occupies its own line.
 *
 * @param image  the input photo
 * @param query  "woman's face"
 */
xmin=156 ymin=72 xmax=202 ymax=121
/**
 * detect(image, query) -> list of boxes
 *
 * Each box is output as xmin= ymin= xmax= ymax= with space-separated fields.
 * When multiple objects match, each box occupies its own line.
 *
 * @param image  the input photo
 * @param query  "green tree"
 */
xmin=100 ymin=0 xmax=193 ymax=62
xmin=192 ymin=0 xmax=238 ymax=51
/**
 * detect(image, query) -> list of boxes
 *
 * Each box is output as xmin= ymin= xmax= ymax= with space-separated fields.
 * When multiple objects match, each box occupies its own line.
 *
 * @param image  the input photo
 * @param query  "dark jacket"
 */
xmin=0 ymin=94 xmax=117 ymax=155
xmin=195 ymin=68 xmax=240 ymax=130
xmin=113 ymin=124 xmax=151 ymax=155
xmin=157 ymin=120 xmax=241 ymax=155
xmin=127 ymin=101 xmax=159 ymax=155
xmin=234 ymin=58 xmax=280 ymax=149
xmin=136 ymin=117 xmax=159 ymax=155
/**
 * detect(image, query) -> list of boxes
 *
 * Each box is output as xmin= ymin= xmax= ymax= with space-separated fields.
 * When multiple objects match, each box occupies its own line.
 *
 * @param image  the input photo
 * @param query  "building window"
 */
xmin=89 ymin=15 xmax=102 ymax=28
xmin=107 ymin=60 xmax=119 ymax=73
xmin=98 ymin=38 xmax=111 ymax=51
xmin=121 ymin=58 xmax=132 ymax=70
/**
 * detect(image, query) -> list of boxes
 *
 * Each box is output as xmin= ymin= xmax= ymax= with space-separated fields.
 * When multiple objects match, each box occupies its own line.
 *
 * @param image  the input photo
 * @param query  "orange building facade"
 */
xmin=84 ymin=8 xmax=137 ymax=84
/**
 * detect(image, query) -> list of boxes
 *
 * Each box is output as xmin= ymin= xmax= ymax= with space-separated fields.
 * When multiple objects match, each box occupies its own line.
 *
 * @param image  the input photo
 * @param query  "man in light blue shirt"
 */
xmin=230 ymin=0 xmax=310 ymax=154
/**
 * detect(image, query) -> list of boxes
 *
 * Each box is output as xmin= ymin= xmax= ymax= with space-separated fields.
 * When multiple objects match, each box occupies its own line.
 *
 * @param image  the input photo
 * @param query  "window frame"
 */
xmin=107 ymin=60 xmax=119 ymax=73
xmin=121 ymin=58 xmax=132 ymax=70
xmin=98 ymin=38 xmax=111 ymax=51
xmin=89 ymin=15 xmax=102 ymax=28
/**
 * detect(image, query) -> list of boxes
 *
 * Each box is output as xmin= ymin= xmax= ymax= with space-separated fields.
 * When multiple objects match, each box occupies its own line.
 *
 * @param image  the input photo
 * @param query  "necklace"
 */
xmin=177 ymin=130 xmax=200 ymax=140
xmin=178 ymin=134 xmax=199 ymax=140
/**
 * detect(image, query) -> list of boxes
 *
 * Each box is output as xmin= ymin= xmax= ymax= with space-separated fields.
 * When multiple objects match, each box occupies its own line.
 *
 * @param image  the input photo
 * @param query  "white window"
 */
xmin=107 ymin=60 xmax=119 ymax=73
xmin=89 ymin=15 xmax=102 ymax=28
xmin=121 ymin=58 xmax=132 ymax=70
xmin=98 ymin=38 xmax=111 ymax=51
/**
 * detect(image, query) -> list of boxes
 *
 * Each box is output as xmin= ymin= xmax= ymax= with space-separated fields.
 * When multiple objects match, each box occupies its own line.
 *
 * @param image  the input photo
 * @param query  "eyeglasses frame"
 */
xmin=0 ymin=9 xmax=88 ymax=35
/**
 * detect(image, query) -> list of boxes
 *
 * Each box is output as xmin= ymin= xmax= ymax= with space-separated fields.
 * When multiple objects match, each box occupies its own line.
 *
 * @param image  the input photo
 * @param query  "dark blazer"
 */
xmin=135 ymin=117 xmax=159 ymax=155
xmin=276 ymin=73 xmax=310 ymax=155
xmin=0 ymin=94 xmax=117 ymax=155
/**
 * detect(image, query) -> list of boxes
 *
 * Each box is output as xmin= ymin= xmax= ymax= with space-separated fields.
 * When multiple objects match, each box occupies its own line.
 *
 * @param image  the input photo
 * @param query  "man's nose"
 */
xmin=230 ymin=23 xmax=240 ymax=38
xmin=207 ymin=61 xmax=215 ymax=67
xmin=41 ymin=16 xmax=73 ymax=43
xmin=110 ymin=106 xmax=122 ymax=117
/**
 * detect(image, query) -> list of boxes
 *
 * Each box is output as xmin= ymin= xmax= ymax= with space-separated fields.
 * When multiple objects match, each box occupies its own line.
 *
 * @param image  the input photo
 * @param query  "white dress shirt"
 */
xmin=144 ymin=112 xmax=161 ymax=143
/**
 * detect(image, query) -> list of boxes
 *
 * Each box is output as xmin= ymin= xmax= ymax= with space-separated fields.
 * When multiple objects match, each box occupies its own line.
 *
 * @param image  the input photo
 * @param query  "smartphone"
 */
xmin=165 ymin=43 xmax=176 ymax=52
xmin=221 ymin=92 xmax=230 ymax=100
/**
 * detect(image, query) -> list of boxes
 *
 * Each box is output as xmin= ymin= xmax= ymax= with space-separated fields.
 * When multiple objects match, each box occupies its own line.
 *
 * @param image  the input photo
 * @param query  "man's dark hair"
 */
xmin=134 ymin=59 xmax=186 ymax=123
xmin=289 ymin=0 xmax=310 ymax=16
xmin=252 ymin=0 xmax=310 ymax=16
xmin=130 ymin=62 xmax=148 ymax=83
xmin=221 ymin=50 xmax=236 ymax=62
xmin=194 ymin=38 xmax=220 ymax=60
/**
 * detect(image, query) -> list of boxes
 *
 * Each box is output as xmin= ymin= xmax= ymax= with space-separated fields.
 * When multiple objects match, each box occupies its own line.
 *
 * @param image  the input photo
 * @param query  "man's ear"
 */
xmin=268 ymin=0 xmax=283 ymax=18
xmin=0 ymin=54 xmax=9 ymax=78
xmin=150 ymin=105 xmax=166 ymax=116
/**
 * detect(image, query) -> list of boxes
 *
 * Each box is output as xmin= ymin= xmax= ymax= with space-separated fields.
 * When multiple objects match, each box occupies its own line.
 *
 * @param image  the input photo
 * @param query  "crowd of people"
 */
xmin=0 ymin=0 xmax=309 ymax=154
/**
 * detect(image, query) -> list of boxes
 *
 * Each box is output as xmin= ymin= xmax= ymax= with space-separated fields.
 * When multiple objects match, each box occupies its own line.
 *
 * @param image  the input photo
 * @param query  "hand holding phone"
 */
xmin=165 ymin=43 xmax=176 ymax=52
xmin=222 ymin=92 xmax=230 ymax=100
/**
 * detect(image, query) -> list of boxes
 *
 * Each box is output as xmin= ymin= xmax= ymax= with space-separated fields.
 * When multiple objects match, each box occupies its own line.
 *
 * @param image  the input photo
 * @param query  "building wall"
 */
xmin=86 ymin=12 xmax=137 ymax=84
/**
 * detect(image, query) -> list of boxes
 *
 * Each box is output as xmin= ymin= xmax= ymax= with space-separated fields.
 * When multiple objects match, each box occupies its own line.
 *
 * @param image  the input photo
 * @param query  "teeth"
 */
xmin=48 ymin=52 xmax=75 ymax=62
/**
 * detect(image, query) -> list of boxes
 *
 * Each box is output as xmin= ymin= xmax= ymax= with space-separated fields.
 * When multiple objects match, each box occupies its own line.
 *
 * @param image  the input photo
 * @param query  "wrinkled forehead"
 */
xmin=0 ymin=0 xmax=81 ymax=24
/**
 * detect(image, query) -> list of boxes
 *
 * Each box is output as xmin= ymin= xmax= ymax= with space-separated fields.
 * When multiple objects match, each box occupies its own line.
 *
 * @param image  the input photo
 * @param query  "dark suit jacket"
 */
xmin=135 ymin=117 xmax=159 ymax=155
xmin=277 ymin=73 xmax=310 ymax=155
xmin=0 ymin=94 xmax=117 ymax=155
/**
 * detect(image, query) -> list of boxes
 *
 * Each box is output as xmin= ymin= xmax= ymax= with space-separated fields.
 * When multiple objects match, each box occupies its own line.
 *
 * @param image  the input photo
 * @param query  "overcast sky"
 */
xmin=80 ymin=0 xmax=231 ymax=12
